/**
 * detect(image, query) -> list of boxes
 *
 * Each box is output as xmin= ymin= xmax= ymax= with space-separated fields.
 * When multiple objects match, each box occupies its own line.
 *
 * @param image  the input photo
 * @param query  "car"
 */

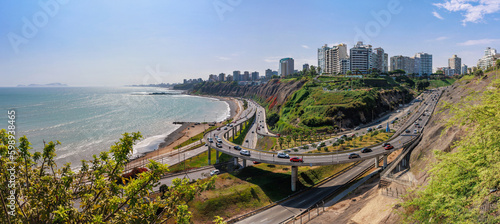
xmin=354 ymin=126 xmax=361 ymax=130
xmin=394 ymin=117 xmax=399 ymax=120
xmin=376 ymin=124 xmax=383 ymax=129
xmin=348 ymin=153 xmax=360 ymax=159
xmin=217 ymin=128 xmax=221 ymax=131
xmin=397 ymin=110 xmax=401 ymax=113
xmin=367 ymin=127 xmax=373 ymax=132
xmin=277 ymin=152 xmax=290 ymax=158
xmin=210 ymin=169 xmax=220 ymax=176
xmin=240 ymin=150 xmax=250 ymax=156
xmin=208 ymin=138 xmax=214 ymax=143
xmin=415 ymin=123 xmax=420 ymax=127
xmin=224 ymin=127 xmax=228 ymax=130
xmin=230 ymin=124 xmax=234 ymax=127
xmin=204 ymin=143 xmax=208 ymax=146
xmin=251 ymin=131 xmax=254 ymax=133
xmin=405 ymin=129 xmax=411 ymax=133
xmin=413 ymin=129 xmax=418 ymax=134
xmin=341 ymin=134 xmax=348 ymax=139
xmin=290 ymin=157 xmax=304 ymax=162
xmin=253 ymin=161 xmax=261 ymax=164
xmin=384 ymin=144 xmax=394 ymax=150
xmin=383 ymin=142 xmax=391 ymax=147
xmin=216 ymin=143 xmax=222 ymax=148
xmin=233 ymin=145 xmax=242 ymax=150
xmin=245 ymin=139 xmax=249 ymax=143
xmin=390 ymin=120 xmax=396 ymax=124
xmin=217 ymin=138 xmax=222 ymax=143
xmin=361 ymin=148 xmax=372 ymax=153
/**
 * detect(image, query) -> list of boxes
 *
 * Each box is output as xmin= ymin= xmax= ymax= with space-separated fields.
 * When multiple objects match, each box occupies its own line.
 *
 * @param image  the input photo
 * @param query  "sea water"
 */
xmin=0 ymin=87 xmax=229 ymax=167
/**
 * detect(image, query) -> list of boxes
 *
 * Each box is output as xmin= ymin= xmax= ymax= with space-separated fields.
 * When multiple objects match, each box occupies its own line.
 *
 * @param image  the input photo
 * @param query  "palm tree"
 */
xmin=286 ymin=135 xmax=292 ymax=148
xmin=278 ymin=137 xmax=284 ymax=150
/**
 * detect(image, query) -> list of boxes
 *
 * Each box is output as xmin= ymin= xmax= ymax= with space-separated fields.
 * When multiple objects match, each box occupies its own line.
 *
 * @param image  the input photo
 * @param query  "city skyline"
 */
xmin=1 ymin=0 xmax=500 ymax=86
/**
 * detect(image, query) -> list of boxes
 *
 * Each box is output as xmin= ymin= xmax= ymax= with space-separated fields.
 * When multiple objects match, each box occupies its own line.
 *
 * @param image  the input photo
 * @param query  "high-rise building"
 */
xmin=372 ymin=47 xmax=387 ymax=73
xmin=340 ymin=58 xmax=350 ymax=74
xmin=390 ymin=55 xmax=415 ymax=74
xmin=461 ymin=64 xmax=468 ymax=75
xmin=272 ymin=71 xmax=278 ymax=76
xmin=243 ymin=71 xmax=250 ymax=81
xmin=227 ymin=75 xmax=233 ymax=82
xmin=251 ymin=71 xmax=259 ymax=81
xmin=321 ymin=43 xmax=349 ymax=75
xmin=208 ymin=74 xmax=218 ymax=82
xmin=478 ymin=47 xmax=499 ymax=70
xmin=448 ymin=55 xmax=462 ymax=75
xmin=414 ymin=53 xmax=432 ymax=75
xmin=218 ymin=73 xmax=225 ymax=82
xmin=318 ymin=45 xmax=330 ymax=75
xmin=383 ymin=53 xmax=389 ymax=73
xmin=350 ymin=41 xmax=372 ymax=74
xmin=265 ymin=69 xmax=273 ymax=79
xmin=233 ymin=71 xmax=241 ymax=81
xmin=279 ymin=58 xmax=294 ymax=76
xmin=303 ymin=63 xmax=309 ymax=71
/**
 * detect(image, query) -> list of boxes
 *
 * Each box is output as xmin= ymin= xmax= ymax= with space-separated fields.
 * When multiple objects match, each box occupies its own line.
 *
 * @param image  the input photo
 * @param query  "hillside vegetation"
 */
xmin=402 ymin=72 xmax=500 ymax=223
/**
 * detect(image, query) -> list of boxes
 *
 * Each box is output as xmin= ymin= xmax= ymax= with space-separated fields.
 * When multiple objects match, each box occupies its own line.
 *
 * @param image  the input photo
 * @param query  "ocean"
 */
xmin=0 ymin=87 xmax=230 ymax=167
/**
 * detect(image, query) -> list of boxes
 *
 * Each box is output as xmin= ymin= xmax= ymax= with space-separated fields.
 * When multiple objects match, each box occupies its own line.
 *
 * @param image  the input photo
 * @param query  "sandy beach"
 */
xmin=127 ymin=96 xmax=241 ymax=166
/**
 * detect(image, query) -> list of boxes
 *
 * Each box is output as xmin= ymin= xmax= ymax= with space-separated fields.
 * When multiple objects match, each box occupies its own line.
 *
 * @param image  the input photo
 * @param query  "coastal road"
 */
xmin=208 ymin=88 xmax=443 ymax=167
xmin=236 ymin=159 xmax=374 ymax=224
xmin=234 ymin=88 xmax=444 ymax=223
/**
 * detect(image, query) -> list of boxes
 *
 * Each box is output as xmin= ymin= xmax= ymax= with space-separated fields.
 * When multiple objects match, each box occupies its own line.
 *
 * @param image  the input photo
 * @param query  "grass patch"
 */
xmin=167 ymin=149 xmax=232 ymax=173
xmin=174 ymin=126 xmax=218 ymax=149
xmin=256 ymin=136 xmax=277 ymax=151
xmin=231 ymin=115 xmax=255 ymax=145
xmin=188 ymin=162 xmax=352 ymax=222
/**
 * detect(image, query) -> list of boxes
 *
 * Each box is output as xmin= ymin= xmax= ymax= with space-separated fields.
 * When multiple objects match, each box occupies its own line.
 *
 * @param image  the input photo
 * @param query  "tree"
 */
xmin=496 ymin=59 xmax=500 ymax=69
xmin=285 ymin=135 xmax=292 ymax=148
xmin=346 ymin=70 xmax=352 ymax=75
xmin=474 ymin=69 xmax=484 ymax=77
xmin=277 ymin=137 xmax=284 ymax=150
xmin=0 ymin=131 xmax=215 ymax=223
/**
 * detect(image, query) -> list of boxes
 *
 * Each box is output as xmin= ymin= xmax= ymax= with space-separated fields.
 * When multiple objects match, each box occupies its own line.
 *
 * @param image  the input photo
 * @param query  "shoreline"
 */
xmin=127 ymin=95 xmax=240 ymax=166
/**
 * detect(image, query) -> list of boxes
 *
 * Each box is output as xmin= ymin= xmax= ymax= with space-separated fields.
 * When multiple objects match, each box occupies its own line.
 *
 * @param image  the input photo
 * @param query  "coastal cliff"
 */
xmin=187 ymin=78 xmax=412 ymax=134
xmin=191 ymin=79 xmax=307 ymax=112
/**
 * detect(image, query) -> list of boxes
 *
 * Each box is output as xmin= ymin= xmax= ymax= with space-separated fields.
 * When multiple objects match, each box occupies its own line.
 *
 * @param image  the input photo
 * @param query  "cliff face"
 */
xmin=192 ymin=79 xmax=307 ymax=111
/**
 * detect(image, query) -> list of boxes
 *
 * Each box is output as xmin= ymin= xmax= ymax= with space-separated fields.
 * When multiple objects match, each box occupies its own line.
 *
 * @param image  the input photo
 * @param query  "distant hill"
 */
xmin=17 ymin=83 xmax=68 ymax=87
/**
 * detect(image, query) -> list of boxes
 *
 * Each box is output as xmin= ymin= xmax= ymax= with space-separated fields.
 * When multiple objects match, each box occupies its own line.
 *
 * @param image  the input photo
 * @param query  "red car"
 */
xmin=290 ymin=157 xmax=304 ymax=162
xmin=384 ymin=144 xmax=394 ymax=150
xmin=253 ymin=161 xmax=261 ymax=164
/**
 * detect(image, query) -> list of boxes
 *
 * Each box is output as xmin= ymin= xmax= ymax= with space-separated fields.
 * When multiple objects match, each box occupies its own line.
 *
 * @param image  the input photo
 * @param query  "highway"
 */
xmin=233 ymin=88 xmax=445 ymax=224
xmin=207 ymin=88 xmax=443 ymax=167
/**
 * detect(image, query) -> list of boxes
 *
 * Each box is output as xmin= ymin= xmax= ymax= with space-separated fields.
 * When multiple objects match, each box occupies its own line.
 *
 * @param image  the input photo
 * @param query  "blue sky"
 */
xmin=1 ymin=0 xmax=499 ymax=86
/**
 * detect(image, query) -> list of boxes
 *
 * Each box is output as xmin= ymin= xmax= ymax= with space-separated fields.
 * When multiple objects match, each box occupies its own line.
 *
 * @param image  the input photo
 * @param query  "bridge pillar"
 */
xmin=291 ymin=166 xmax=298 ymax=192
xmin=233 ymin=157 xmax=238 ymax=167
xmin=208 ymin=146 xmax=211 ymax=165
xmin=374 ymin=156 xmax=379 ymax=168
xmin=239 ymin=124 xmax=242 ymax=135
xmin=216 ymin=150 xmax=220 ymax=164
xmin=242 ymin=159 xmax=246 ymax=167
xmin=383 ymin=155 xmax=388 ymax=169
xmin=232 ymin=128 xmax=235 ymax=141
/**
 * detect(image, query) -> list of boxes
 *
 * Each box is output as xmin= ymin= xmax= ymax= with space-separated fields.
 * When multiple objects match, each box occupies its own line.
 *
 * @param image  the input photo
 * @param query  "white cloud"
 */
xmin=301 ymin=45 xmax=310 ymax=49
xmin=436 ymin=36 xmax=449 ymax=41
xmin=433 ymin=11 xmax=445 ymax=19
xmin=434 ymin=0 xmax=500 ymax=25
xmin=458 ymin=38 xmax=500 ymax=46
xmin=264 ymin=56 xmax=282 ymax=63
xmin=216 ymin=56 xmax=230 ymax=61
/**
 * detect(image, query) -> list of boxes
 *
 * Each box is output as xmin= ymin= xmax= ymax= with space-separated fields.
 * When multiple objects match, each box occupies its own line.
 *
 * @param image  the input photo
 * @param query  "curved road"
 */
xmin=208 ymin=88 xmax=443 ymax=166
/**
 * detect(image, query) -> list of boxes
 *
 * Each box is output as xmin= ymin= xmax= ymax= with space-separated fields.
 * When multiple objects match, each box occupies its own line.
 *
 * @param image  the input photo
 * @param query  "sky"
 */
xmin=1 ymin=0 xmax=500 ymax=87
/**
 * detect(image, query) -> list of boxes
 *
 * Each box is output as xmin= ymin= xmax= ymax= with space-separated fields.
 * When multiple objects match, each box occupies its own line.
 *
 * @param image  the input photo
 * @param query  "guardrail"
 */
xmin=280 ymin=163 xmax=377 ymax=224
xmin=225 ymin=161 xmax=362 ymax=223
